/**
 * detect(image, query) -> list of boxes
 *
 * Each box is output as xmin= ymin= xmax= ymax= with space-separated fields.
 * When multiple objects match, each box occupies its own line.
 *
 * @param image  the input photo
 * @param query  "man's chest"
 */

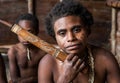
xmin=16 ymin=52 xmax=41 ymax=68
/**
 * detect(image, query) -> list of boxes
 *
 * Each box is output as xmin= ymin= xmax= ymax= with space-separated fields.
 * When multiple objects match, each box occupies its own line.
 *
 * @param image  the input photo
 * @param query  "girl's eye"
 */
xmin=73 ymin=27 xmax=81 ymax=33
xmin=58 ymin=30 xmax=66 ymax=37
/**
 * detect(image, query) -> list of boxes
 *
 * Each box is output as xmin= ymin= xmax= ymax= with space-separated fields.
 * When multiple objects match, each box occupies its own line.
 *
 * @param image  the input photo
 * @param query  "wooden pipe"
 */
xmin=0 ymin=19 xmax=67 ymax=61
xmin=107 ymin=1 xmax=120 ymax=8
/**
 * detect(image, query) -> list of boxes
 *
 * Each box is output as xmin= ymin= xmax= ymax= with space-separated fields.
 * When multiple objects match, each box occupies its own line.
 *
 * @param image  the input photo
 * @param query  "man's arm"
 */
xmin=105 ymin=52 xmax=120 ymax=83
xmin=8 ymin=47 xmax=21 ymax=83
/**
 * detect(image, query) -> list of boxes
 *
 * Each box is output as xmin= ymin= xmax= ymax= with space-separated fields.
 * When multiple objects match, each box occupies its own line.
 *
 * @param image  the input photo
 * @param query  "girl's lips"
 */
xmin=66 ymin=44 xmax=82 ymax=50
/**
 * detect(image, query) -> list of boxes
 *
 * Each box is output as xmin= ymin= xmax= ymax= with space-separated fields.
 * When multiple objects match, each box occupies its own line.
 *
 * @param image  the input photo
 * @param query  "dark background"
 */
xmin=0 ymin=0 xmax=111 ymax=48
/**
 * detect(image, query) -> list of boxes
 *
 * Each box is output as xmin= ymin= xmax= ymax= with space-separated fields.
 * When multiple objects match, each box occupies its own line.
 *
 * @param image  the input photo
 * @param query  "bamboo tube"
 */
xmin=0 ymin=19 xmax=67 ymax=61
xmin=110 ymin=8 xmax=117 ymax=55
xmin=28 ymin=0 xmax=34 ymax=15
xmin=107 ymin=1 xmax=120 ymax=8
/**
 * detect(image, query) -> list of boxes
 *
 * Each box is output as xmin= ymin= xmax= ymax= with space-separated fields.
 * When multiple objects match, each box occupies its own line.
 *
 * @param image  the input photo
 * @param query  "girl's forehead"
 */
xmin=54 ymin=16 xmax=83 ymax=30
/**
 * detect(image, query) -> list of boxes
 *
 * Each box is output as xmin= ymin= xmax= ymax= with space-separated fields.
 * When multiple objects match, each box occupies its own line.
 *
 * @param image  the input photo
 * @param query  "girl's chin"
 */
xmin=66 ymin=50 xmax=81 ymax=55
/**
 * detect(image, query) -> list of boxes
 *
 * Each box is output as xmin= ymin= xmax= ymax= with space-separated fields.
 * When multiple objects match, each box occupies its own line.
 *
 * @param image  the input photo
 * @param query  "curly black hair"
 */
xmin=45 ymin=0 xmax=94 ymax=39
xmin=15 ymin=13 xmax=39 ymax=34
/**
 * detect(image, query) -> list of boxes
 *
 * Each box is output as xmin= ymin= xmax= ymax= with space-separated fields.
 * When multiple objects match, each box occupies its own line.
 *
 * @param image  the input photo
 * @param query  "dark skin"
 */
xmin=0 ymin=53 xmax=7 ymax=83
xmin=38 ymin=16 xmax=120 ymax=83
xmin=8 ymin=20 xmax=45 ymax=83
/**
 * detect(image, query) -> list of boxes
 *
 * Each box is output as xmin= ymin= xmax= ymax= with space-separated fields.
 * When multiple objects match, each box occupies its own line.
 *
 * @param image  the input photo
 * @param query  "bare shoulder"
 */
xmin=90 ymin=45 xmax=119 ymax=70
xmin=7 ymin=43 xmax=20 ymax=58
xmin=40 ymin=54 xmax=56 ymax=66
xmin=91 ymin=45 xmax=116 ymax=61
xmin=38 ymin=54 xmax=57 ymax=77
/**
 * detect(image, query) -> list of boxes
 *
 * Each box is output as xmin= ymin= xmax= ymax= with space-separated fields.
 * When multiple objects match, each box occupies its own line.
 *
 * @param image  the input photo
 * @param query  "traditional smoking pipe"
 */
xmin=107 ymin=1 xmax=120 ymax=8
xmin=0 ymin=19 xmax=67 ymax=61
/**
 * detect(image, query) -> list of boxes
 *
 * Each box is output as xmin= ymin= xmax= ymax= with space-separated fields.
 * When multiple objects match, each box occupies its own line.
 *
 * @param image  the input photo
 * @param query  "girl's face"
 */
xmin=54 ymin=15 xmax=88 ymax=55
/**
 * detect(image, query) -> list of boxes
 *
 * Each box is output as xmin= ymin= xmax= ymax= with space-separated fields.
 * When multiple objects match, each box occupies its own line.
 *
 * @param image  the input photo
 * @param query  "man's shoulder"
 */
xmin=8 ymin=43 xmax=20 ymax=57
xmin=9 ymin=43 xmax=21 ymax=51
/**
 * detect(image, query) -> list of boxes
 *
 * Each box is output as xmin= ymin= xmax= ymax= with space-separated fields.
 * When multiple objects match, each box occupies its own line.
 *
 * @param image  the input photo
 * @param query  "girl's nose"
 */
xmin=67 ymin=32 xmax=76 ymax=42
